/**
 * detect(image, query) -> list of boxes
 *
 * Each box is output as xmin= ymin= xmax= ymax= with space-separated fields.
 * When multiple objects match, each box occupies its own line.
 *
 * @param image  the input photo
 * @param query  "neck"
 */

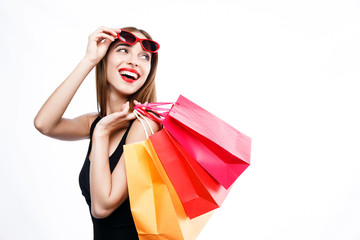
xmin=106 ymin=90 xmax=128 ymax=115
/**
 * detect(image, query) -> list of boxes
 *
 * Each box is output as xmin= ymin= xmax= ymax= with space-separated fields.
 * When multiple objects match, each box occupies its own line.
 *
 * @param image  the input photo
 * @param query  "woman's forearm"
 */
xmin=89 ymin=130 xmax=121 ymax=218
xmin=34 ymin=58 xmax=96 ymax=135
xmin=90 ymin=131 xmax=111 ymax=200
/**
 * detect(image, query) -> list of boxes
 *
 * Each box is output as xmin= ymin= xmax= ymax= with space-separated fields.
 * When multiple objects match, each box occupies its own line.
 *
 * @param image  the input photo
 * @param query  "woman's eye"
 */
xmin=140 ymin=54 xmax=150 ymax=61
xmin=117 ymin=48 xmax=127 ymax=53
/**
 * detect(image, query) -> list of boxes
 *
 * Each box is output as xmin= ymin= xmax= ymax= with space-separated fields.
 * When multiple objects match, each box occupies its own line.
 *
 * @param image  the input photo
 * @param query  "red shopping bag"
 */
xmin=135 ymin=95 xmax=251 ymax=189
xmin=149 ymin=129 xmax=230 ymax=219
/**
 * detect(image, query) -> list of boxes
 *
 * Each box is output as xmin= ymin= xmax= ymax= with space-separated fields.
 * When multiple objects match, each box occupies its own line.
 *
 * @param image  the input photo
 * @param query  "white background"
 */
xmin=1 ymin=0 xmax=360 ymax=239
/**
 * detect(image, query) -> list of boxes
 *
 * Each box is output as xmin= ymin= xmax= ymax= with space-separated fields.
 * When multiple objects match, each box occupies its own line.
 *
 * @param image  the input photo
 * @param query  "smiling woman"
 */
xmin=96 ymin=27 xmax=159 ymax=118
xmin=33 ymin=26 xmax=161 ymax=240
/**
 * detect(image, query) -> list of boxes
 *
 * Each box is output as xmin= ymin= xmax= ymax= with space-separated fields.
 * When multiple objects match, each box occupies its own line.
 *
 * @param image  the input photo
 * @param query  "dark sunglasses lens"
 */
xmin=142 ymin=40 xmax=159 ymax=52
xmin=119 ymin=31 xmax=136 ymax=44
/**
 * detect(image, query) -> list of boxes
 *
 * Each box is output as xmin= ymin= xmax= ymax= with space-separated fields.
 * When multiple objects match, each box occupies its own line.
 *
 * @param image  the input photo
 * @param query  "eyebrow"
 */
xmin=114 ymin=43 xmax=131 ymax=49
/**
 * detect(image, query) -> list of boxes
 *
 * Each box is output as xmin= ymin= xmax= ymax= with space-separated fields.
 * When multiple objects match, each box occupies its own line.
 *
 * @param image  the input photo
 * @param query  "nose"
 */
xmin=126 ymin=53 xmax=139 ymax=67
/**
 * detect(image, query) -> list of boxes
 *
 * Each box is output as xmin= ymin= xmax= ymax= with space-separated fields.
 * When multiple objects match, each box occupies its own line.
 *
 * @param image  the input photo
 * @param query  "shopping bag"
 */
xmin=124 ymin=138 xmax=212 ymax=240
xmin=149 ymin=128 xmax=230 ymax=219
xmin=135 ymin=95 xmax=252 ymax=189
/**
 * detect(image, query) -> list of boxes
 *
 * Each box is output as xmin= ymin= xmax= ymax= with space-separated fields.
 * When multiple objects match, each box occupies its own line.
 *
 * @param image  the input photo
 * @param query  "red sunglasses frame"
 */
xmin=117 ymin=29 xmax=160 ymax=54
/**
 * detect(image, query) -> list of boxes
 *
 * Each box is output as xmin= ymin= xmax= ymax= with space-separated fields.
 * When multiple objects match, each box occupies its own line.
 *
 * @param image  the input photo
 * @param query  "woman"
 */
xmin=34 ymin=26 xmax=161 ymax=239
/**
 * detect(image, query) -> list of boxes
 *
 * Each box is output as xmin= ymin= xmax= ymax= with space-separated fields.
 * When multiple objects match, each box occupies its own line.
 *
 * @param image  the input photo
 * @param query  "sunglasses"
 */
xmin=117 ymin=29 xmax=160 ymax=53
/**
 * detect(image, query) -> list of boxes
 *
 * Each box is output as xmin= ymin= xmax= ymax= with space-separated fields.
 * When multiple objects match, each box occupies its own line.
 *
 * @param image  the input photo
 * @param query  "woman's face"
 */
xmin=106 ymin=31 xmax=152 ymax=98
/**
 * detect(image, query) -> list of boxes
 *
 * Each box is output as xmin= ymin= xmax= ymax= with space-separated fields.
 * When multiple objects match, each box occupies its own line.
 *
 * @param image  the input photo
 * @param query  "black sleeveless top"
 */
xmin=79 ymin=116 xmax=139 ymax=240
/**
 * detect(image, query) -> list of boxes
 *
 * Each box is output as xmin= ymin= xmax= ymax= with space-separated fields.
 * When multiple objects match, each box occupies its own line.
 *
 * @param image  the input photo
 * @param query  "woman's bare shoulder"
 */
xmin=84 ymin=112 xmax=100 ymax=128
xmin=125 ymin=117 xmax=161 ymax=144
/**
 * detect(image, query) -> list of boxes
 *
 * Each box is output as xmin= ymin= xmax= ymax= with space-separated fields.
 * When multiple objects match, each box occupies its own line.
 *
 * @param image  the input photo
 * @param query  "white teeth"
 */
xmin=119 ymin=70 xmax=139 ymax=80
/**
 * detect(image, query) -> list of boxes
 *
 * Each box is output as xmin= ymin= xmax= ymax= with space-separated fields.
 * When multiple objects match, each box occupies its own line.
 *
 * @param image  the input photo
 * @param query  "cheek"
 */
xmin=143 ymin=63 xmax=151 ymax=78
xmin=106 ymin=55 xmax=119 ymax=75
xmin=107 ymin=54 xmax=118 ymax=67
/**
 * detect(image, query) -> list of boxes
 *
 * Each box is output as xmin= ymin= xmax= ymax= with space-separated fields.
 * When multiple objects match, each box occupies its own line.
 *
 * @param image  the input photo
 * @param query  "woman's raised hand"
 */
xmin=94 ymin=101 xmax=136 ymax=137
xmin=84 ymin=26 xmax=121 ymax=65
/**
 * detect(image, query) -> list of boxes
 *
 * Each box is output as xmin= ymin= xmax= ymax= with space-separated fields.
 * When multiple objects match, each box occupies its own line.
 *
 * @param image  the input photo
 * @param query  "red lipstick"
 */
xmin=118 ymin=68 xmax=141 ymax=83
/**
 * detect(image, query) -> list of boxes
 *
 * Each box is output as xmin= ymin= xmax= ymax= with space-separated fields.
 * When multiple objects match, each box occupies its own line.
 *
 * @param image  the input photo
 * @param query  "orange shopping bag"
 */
xmin=124 ymin=138 xmax=212 ymax=240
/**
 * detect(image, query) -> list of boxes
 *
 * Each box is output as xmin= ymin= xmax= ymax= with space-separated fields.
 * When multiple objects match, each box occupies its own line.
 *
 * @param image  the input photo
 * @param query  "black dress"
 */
xmin=79 ymin=116 xmax=139 ymax=240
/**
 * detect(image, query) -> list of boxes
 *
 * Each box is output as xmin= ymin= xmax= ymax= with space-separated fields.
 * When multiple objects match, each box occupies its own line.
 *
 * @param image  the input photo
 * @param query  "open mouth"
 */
xmin=119 ymin=68 xmax=140 ymax=83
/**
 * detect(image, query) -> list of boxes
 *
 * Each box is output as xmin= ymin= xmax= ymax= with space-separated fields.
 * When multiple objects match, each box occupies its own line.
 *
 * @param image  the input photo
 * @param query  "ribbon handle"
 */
xmin=134 ymin=102 xmax=174 ymax=124
xmin=133 ymin=109 xmax=155 ymax=139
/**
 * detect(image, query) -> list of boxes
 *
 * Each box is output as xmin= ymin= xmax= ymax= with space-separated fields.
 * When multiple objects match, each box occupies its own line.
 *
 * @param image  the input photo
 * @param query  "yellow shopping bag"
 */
xmin=124 ymin=139 xmax=212 ymax=240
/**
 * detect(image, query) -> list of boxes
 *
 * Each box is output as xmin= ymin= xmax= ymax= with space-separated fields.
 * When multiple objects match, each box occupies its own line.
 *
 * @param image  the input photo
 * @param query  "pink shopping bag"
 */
xmin=135 ymin=95 xmax=251 ymax=189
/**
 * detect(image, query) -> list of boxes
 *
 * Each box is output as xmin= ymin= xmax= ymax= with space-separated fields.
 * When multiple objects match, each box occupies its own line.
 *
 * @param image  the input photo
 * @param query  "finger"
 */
xmin=110 ymin=102 xmax=129 ymax=119
xmin=127 ymin=112 xmax=136 ymax=121
xmin=90 ymin=33 xmax=114 ymax=43
xmin=118 ymin=104 xmax=126 ymax=113
xmin=121 ymin=101 xmax=130 ymax=113
xmin=95 ymin=33 xmax=115 ymax=43
xmin=100 ymin=38 xmax=112 ymax=44
xmin=103 ymin=26 xmax=121 ymax=34
xmin=134 ymin=100 xmax=140 ymax=105
xmin=111 ymin=109 xmax=127 ymax=119
xmin=97 ymin=26 xmax=120 ymax=38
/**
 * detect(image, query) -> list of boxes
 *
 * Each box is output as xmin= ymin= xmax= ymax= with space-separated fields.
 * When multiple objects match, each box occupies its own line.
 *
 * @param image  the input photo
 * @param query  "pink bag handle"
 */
xmin=134 ymin=102 xmax=174 ymax=124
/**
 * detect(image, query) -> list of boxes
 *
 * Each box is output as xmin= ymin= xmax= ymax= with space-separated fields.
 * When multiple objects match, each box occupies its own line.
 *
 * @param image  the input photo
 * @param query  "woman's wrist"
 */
xmin=81 ymin=56 xmax=99 ymax=68
xmin=93 ymin=126 xmax=111 ymax=139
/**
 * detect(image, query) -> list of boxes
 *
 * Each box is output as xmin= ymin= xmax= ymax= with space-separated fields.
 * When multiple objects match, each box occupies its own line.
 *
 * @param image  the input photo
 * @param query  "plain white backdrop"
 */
xmin=1 ymin=0 xmax=360 ymax=239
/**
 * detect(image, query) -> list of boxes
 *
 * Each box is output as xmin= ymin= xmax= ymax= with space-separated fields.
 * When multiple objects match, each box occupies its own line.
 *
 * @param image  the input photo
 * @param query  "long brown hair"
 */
xmin=95 ymin=26 xmax=158 ymax=117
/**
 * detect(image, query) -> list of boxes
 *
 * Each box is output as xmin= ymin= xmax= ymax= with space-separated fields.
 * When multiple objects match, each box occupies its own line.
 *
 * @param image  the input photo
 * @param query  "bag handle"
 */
xmin=133 ymin=109 xmax=154 ymax=139
xmin=134 ymin=102 xmax=174 ymax=124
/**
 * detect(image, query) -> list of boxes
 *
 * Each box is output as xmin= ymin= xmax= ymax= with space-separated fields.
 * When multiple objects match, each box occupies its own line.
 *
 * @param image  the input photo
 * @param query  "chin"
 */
xmin=107 ymin=74 xmax=146 ymax=98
